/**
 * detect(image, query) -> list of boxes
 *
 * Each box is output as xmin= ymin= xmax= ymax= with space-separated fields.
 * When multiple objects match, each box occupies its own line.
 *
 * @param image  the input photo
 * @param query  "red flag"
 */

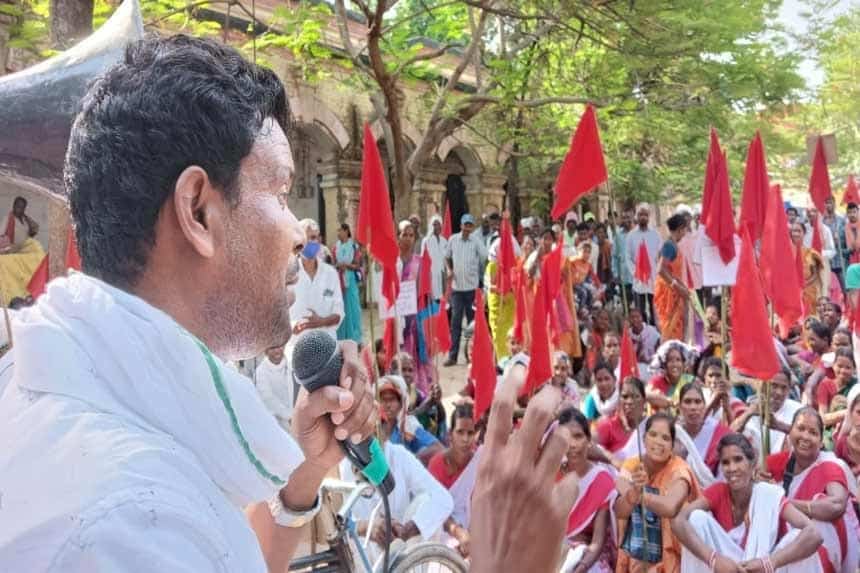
xmin=470 ymin=289 xmax=497 ymax=421
xmin=541 ymin=240 xmax=564 ymax=305
xmin=522 ymin=279 xmax=552 ymax=396
xmin=27 ymin=254 xmax=49 ymax=300
xmin=808 ymin=136 xmax=832 ymax=213
xmin=739 ymin=131 xmax=769 ymax=241
xmin=356 ymin=124 xmax=400 ymax=309
xmin=731 ymin=230 xmax=780 ymax=381
xmin=65 ymin=228 xmax=81 ymax=272
xmin=496 ymin=214 xmax=517 ymax=295
xmin=634 ymin=241 xmax=651 ymax=284
xmin=811 ymin=221 xmax=823 ymax=254
xmin=382 ymin=317 xmax=397 ymax=372
xmin=431 ymin=298 xmax=452 ymax=355
xmin=418 ymin=246 xmax=432 ymax=311
xmin=512 ymin=269 xmax=527 ymax=343
xmin=550 ymin=105 xmax=608 ymax=219
xmin=843 ymin=175 xmax=860 ymax=206
xmin=442 ymin=202 xmax=453 ymax=239
xmin=618 ymin=325 xmax=638 ymax=389
xmin=704 ymin=132 xmax=736 ymax=264
xmin=760 ymin=184 xmax=802 ymax=334
xmin=701 ymin=129 xmax=721 ymax=225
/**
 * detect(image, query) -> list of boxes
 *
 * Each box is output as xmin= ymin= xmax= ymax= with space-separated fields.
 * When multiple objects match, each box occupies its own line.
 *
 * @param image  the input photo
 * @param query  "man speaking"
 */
xmin=0 ymin=35 xmax=376 ymax=572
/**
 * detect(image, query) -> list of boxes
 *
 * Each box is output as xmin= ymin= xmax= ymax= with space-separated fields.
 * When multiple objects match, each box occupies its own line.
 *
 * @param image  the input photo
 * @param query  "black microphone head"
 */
xmin=291 ymin=330 xmax=342 ymax=392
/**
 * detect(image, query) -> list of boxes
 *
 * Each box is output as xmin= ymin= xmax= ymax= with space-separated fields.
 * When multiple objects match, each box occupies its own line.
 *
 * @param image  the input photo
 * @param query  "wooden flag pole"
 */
xmin=720 ymin=285 xmax=728 ymax=376
xmin=366 ymin=259 xmax=382 ymax=444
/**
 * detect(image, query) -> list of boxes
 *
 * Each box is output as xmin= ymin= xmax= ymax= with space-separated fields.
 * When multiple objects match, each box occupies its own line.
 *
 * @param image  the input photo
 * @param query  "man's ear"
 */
xmin=172 ymin=166 xmax=224 ymax=259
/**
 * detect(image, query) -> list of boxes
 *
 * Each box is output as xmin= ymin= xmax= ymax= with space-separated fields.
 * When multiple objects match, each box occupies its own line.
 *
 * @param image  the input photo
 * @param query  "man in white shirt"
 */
xmin=255 ymin=345 xmax=294 ymax=431
xmin=0 ymin=36 xmax=376 ymax=573
xmin=625 ymin=203 xmax=661 ymax=323
xmin=421 ymin=214 xmax=448 ymax=302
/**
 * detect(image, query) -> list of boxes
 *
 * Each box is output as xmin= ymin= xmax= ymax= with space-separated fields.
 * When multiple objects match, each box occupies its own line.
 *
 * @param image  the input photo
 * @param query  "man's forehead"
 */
xmin=243 ymin=119 xmax=293 ymax=186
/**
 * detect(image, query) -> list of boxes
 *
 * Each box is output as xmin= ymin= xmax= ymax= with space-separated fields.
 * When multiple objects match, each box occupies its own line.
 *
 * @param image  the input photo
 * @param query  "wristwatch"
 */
xmin=268 ymin=491 xmax=322 ymax=528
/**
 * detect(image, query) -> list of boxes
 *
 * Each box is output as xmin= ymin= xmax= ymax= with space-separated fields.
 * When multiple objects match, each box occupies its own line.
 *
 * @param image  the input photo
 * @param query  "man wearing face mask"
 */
xmin=287 ymin=235 xmax=344 ymax=363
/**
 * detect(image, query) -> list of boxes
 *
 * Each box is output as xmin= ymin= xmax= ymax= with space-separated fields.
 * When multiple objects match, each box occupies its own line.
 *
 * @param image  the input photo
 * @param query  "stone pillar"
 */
xmin=47 ymin=200 xmax=71 ymax=279
xmin=320 ymin=159 xmax=362 ymax=236
xmin=469 ymin=172 xmax=506 ymax=216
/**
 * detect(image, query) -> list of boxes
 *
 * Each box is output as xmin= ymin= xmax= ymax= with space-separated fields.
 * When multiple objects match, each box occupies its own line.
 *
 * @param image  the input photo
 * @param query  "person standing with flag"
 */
xmin=396 ymin=220 xmax=433 ymax=394
xmin=626 ymin=204 xmax=661 ymax=323
xmin=422 ymin=214 xmax=448 ymax=303
xmin=654 ymin=213 xmax=691 ymax=342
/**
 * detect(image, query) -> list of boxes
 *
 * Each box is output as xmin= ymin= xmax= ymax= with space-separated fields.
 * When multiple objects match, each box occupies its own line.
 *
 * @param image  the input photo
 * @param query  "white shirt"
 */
xmin=255 ymin=357 xmax=293 ymax=430
xmin=421 ymin=233 xmax=449 ymax=300
xmin=625 ymin=227 xmax=662 ymax=294
xmin=804 ymin=220 xmax=836 ymax=261
xmin=289 ymin=261 xmax=344 ymax=354
xmin=340 ymin=442 xmax=453 ymax=541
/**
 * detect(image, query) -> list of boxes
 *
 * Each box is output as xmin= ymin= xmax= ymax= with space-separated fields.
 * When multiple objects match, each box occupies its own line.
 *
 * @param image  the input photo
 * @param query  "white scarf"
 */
xmin=675 ymin=421 xmax=718 ymax=488
xmin=9 ymin=273 xmax=304 ymax=507
xmin=448 ymin=447 xmax=481 ymax=529
xmin=589 ymin=385 xmax=619 ymax=418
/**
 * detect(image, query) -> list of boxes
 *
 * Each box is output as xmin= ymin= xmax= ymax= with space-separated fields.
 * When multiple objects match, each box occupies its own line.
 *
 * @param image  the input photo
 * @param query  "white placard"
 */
xmin=378 ymin=279 xmax=417 ymax=320
xmin=700 ymin=233 xmax=741 ymax=287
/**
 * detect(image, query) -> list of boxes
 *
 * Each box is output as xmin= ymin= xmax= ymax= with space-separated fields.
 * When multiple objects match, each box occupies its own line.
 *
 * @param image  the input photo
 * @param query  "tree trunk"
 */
xmin=50 ymin=0 xmax=93 ymax=49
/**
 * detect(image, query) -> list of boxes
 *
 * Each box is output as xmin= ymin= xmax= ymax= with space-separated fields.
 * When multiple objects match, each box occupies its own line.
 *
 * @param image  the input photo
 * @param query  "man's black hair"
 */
xmin=66 ymin=34 xmax=290 ymax=287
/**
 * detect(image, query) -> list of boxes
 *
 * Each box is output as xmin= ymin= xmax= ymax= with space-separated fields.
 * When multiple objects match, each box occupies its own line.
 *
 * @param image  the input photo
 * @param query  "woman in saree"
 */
xmin=396 ymin=220 xmax=432 ymax=394
xmin=834 ymin=385 xmax=860 ymax=476
xmin=764 ymin=407 xmax=860 ymax=573
xmin=672 ymin=433 xmax=823 ymax=573
xmin=595 ymin=377 xmax=647 ymax=467
xmin=792 ymin=221 xmax=825 ymax=317
xmin=582 ymin=360 xmax=619 ymax=423
xmin=654 ymin=213 xmax=690 ymax=342
xmin=733 ymin=368 xmax=801 ymax=460
xmin=557 ymin=242 xmax=584 ymax=363
xmin=334 ymin=223 xmax=363 ymax=343
xmin=512 ymin=234 xmax=536 ymax=348
xmin=427 ymin=403 xmax=479 ymax=559
xmin=647 ymin=340 xmax=698 ymax=413
xmin=674 ymin=382 xmax=731 ymax=489
xmin=485 ymin=226 xmax=518 ymax=359
xmin=558 ymin=408 xmax=616 ymax=573
xmin=614 ymin=412 xmax=700 ymax=573
xmin=0 ymin=196 xmax=45 ymax=305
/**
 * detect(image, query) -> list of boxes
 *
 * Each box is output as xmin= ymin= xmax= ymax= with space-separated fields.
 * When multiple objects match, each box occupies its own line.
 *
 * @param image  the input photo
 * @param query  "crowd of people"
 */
xmin=248 ymin=198 xmax=860 ymax=572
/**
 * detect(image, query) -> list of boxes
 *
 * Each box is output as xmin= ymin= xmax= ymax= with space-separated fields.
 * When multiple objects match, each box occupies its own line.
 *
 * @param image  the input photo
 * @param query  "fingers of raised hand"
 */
xmin=513 ymin=384 xmax=563 ymax=456
xmin=485 ymin=363 xmax=525 ymax=450
xmin=331 ymin=372 xmax=376 ymax=442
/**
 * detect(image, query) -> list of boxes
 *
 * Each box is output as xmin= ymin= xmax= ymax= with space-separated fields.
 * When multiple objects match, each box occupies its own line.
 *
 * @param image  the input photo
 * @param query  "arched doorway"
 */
xmin=287 ymin=122 xmax=341 ymax=241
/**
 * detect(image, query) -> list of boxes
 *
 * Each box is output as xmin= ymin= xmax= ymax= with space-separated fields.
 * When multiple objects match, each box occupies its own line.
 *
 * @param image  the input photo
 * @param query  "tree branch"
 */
xmin=460 ymin=94 xmax=608 ymax=108
xmin=393 ymin=42 xmax=465 ymax=77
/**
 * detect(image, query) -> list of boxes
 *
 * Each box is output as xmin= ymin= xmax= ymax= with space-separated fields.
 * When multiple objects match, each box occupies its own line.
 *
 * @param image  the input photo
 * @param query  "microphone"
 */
xmin=292 ymin=330 xmax=395 ymax=495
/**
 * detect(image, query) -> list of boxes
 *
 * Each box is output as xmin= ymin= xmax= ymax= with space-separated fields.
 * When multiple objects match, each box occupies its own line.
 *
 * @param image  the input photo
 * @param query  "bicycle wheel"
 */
xmin=387 ymin=541 xmax=468 ymax=573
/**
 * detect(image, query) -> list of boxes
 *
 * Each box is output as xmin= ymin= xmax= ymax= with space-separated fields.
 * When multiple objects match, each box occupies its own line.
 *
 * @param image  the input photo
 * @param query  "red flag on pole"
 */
xmin=471 ymin=289 xmax=497 ymax=421
xmin=701 ymin=129 xmax=721 ymax=224
xmin=843 ymin=175 xmax=860 ymax=206
xmin=618 ymin=325 xmax=638 ymax=389
xmin=731 ymin=230 xmax=780 ymax=381
xmin=27 ymin=255 xmax=49 ymax=300
xmin=382 ymin=317 xmax=397 ymax=372
xmin=512 ymin=269 xmax=528 ymax=343
xmin=356 ymin=124 xmax=400 ymax=309
xmin=496 ymin=214 xmax=517 ymax=295
xmin=541 ymin=240 xmax=564 ymax=306
xmin=739 ymin=131 xmax=770 ymax=241
xmin=760 ymin=184 xmax=802 ymax=335
xmin=65 ymin=227 xmax=81 ymax=272
xmin=431 ymin=298 xmax=452 ymax=356
xmin=418 ymin=246 xmax=432 ymax=311
xmin=634 ymin=241 xmax=651 ymax=284
xmin=808 ymin=136 xmax=832 ymax=214
xmin=704 ymin=135 xmax=736 ymax=264
xmin=550 ymin=105 xmax=608 ymax=220
xmin=811 ymin=221 xmax=823 ymax=254
xmin=442 ymin=202 xmax=453 ymax=239
xmin=522 ymin=279 xmax=552 ymax=396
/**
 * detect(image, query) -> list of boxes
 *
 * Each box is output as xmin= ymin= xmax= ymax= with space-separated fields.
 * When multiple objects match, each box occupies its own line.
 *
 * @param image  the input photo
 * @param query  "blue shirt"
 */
xmin=390 ymin=423 xmax=439 ymax=454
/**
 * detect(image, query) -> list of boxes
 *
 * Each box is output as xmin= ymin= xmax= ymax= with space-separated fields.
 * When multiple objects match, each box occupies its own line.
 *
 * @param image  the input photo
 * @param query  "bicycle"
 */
xmin=288 ymin=478 xmax=468 ymax=573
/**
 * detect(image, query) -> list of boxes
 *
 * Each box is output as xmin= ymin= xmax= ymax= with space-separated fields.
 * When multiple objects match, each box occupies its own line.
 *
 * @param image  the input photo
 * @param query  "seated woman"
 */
xmin=378 ymin=375 xmax=443 ymax=464
xmin=647 ymin=340 xmax=697 ymax=413
xmin=340 ymin=430 xmax=453 ymax=560
xmin=614 ymin=412 xmax=700 ymax=573
xmin=427 ymin=404 xmax=479 ymax=558
xmin=699 ymin=357 xmax=745 ymax=424
xmin=834 ymin=386 xmax=860 ymax=477
xmin=551 ymin=351 xmax=581 ymax=408
xmin=674 ymin=382 xmax=731 ymax=488
xmin=765 ymin=407 xmax=860 ymax=573
xmin=0 ymin=196 xmax=46 ymax=305
xmin=672 ymin=433 xmax=823 ymax=573
xmin=595 ymin=377 xmax=647 ymax=466
xmin=601 ymin=331 xmax=621 ymax=376
xmin=816 ymin=348 xmax=856 ymax=431
xmin=733 ymin=368 xmax=802 ymax=460
xmin=582 ymin=360 xmax=618 ymax=422
xmin=558 ymin=408 xmax=616 ymax=573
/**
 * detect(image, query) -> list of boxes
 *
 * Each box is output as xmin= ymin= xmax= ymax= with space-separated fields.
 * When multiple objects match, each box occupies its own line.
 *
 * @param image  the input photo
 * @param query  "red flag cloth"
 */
xmin=65 ymin=228 xmax=81 ymax=272
xmin=382 ymin=317 xmax=397 ymax=372
xmin=512 ymin=269 xmax=527 ymax=343
xmin=808 ymin=136 xmax=832 ymax=213
xmin=541 ymin=240 xmax=564 ymax=306
xmin=634 ymin=241 xmax=651 ymax=284
xmin=843 ymin=175 xmax=860 ymax=206
xmin=731 ymin=230 xmax=780 ymax=381
xmin=522 ymin=279 xmax=552 ymax=396
xmin=760 ymin=184 xmax=802 ymax=335
xmin=550 ymin=105 xmax=608 ymax=220
xmin=704 ymin=134 xmax=736 ymax=264
xmin=27 ymin=254 xmax=49 ymax=300
xmin=618 ymin=325 xmax=638 ymax=389
xmin=739 ymin=131 xmax=769 ymax=241
xmin=495 ymin=215 xmax=517 ymax=295
xmin=418 ymin=245 xmax=432 ymax=311
xmin=470 ymin=289 xmax=497 ymax=421
xmin=432 ymin=298 xmax=452 ymax=356
xmin=811 ymin=221 xmax=823 ymax=254
xmin=442 ymin=202 xmax=453 ymax=239
xmin=356 ymin=124 xmax=400 ymax=309
xmin=3 ymin=212 xmax=14 ymax=243
xmin=701 ymin=129 xmax=721 ymax=225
